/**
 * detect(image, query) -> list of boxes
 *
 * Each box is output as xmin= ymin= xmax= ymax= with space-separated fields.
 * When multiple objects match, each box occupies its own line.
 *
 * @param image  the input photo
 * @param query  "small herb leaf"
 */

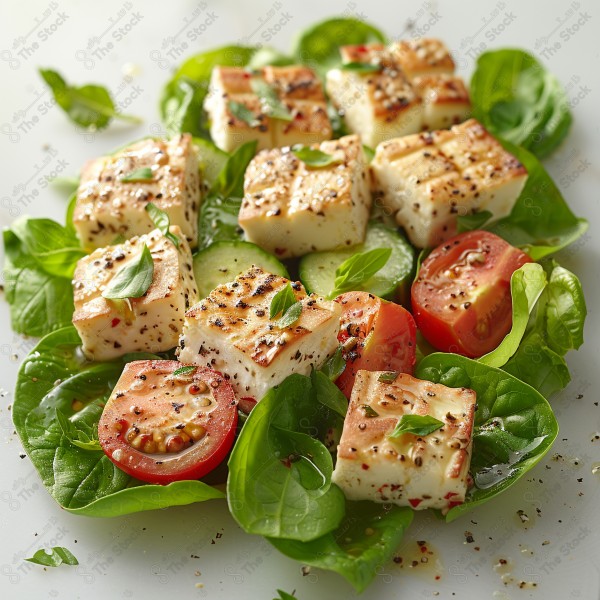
xmin=319 ymin=346 xmax=346 ymax=382
xmin=172 ymin=365 xmax=197 ymax=378
xmin=292 ymin=145 xmax=340 ymax=168
xmin=277 ymin=301 xmax=303 ymax=329
xmin=121 ymin=167 xmax=154 ymax=182
xmin=330 ymin=248 xmax=392 ymax=298
xmin=25 ymin=547 xmax=79 ymax=567
xmin=102 ymin=244 xmax=154 ymax=300
xmin=270 ymin=283 xmax=298 ymax=319
xmin=251 ymin=79 xmax=293 ymax=121
xmin=228 ymin=100 xmax=260 ymax=126
xmin=341 ymin=61 xmax=383 ymax=74
xmin=378 ymin=371 xmax=399 ymax=383
xmin=360 ymin=405 xmax=379 ymax=418
xmin=388 ymin=414 xmax=444 ymax=438
xmin=145 ymin=202 xmax=180 ymax=247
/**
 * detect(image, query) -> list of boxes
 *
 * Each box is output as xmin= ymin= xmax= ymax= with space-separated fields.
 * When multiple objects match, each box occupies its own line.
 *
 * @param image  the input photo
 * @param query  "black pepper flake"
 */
xmin=171 ymin=402 xmax=184 ymax=414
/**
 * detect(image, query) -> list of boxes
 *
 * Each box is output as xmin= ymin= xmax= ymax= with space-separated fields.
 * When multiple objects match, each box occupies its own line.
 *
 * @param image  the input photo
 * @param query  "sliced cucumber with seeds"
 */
xmin=193 ymin=137 xmax=228 ymax=189
xmin=193 ymin=241 xmax=289 ymax=298
xmin=299 ymin=222 xmax=415 ymax=302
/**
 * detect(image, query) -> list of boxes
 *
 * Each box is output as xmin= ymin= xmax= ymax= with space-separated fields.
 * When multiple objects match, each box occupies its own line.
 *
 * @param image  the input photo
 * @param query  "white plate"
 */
xmin=1 ymin=1 xmax=599 ymax=598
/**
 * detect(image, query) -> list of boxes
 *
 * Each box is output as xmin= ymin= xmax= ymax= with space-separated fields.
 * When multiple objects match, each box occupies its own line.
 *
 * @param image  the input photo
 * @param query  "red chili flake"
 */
xmin=274 ymin=247 xmax=286 ymax=256
xmin=409 ymin=498 xmax=423 ymax=508
xmin=111 ymin=318 xmax=121 ymax=327
xmin=361 ymin=463 xmax=370 ymax=470
xmin=435 ymin=575 xmax=441 ymax=581
xmin=444 ymin=491 xmax=458 ymax=499
xmin=357 ymin=45 xmax=367 ymax=52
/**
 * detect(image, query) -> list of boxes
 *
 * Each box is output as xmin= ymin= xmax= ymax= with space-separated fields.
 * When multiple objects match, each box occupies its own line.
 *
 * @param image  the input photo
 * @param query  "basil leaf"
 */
xmin=330 ymin=247 xmax=392 ymax=298
xmin=121 ymin=167 xmax=153 ymax=182
xmin=341 ymin=62 xmax=382 ymax=74
xmin=378 ymin=371 xmax=399 ymax=383
xmin=251 ymin=79 xmax=292 ymax=121
xmin=388 ymin=414 xmax=444 ymax=437
xmin=269 ymin=502 xmax=413 ymax=593
xmin=26 ymin=547 xmax=78 ymax=567
xmin=277 ymin=301 xmax=302 ymax=329
xmin=145 ymin=202 xmax=179 ymax=247
xmin=470 ymin=49 xmax=571 ymax=159
xmin=479 ymin=263 xmax=547 ymax=368
xmin=457 ymin=210 xmax=494 ymax=233
xmin=13 ymin=326 xmax=224 ymax=516
xmin=160 ymin=46 xmax=256 ymax=138
xmin=270 ymin=283 xmax=298 ymax=318
xmin=319 ymin=346 xmax=346 ymax=382
xmin=311 ymin=369 xmax=348 ymax=418
xmin=360 ymin=405 xmax=379 ymax=418
xmin=292 ymin=18 xmax=386 ymax=78
xmin=51 ymin=175 xmax=80 ymax=195
xmin=172 ymin=365 xmax=197 ymax=377
xmin=227 ymin=374 xmax=345 ymax=541
xmin=292 ymin=145 xmax=339 ymax=167
xmin=55 ymin=409 xmax=101 ymax=452
xmin=228 ymin=100 xmax=260 ymax=127
xmin=102 ymin=244 xmax=154 ymax=299
xmin=488 ymin=140 xmax=588 ymax=259
xmin=39 ymin=68 xmax=140 ymax=130
xmin=416 ymin=353 xmax=559 ymax=522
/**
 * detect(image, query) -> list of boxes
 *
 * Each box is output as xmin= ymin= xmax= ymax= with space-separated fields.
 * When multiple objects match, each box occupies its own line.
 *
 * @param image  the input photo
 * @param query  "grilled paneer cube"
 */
xmin=72 ymin=227 xmax=199 ymax=361
xmin=74 ymin=134 xmax=200 ymax=250
xmin=332 ymin=370 xmax=476 ymax=511
xmin=177 ymin=267 xmax=341 ymax=402
xmin=326 ymin=38 xmax=470 ymax=146
xmin=371 ymin=119 xmax=528 ymax=248
xmin=204 ymin=65 xmax=332 ymax=152
xmin=239 ymin=135 xmax=371 ymax=258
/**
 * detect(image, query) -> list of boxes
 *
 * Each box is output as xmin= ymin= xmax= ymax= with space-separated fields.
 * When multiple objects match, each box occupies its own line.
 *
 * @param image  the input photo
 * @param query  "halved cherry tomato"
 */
xmin=98 ymin=360 xmax=237 ymax=484
xmin=411 ymin=230 xmax=532 ymax=358
xmin=335 ymin=292 xmax=417 ymax=399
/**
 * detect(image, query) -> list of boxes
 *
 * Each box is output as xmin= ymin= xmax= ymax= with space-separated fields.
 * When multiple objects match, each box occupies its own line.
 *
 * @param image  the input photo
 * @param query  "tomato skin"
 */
xmin=335 ymin=292 xmax=417 ymax=399
xmin=411 ymin=231 xmax=532 ymax=358
xmin=98 ymin=361 xmax=237 ymax=485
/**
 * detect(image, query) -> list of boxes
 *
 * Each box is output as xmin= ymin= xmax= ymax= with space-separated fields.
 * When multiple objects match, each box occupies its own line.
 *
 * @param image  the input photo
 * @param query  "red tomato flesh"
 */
xmin=98 ymin=360 xmax=237 ymax=484
xmin=335 ymin=292 xmax=417 ymax=399
xmin=411 ymin=230 xmax=532 ymax=358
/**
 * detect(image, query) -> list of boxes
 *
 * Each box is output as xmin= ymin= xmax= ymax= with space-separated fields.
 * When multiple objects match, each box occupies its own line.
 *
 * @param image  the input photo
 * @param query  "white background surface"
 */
xmin=1 ymin=0 xmax=599 ymax=598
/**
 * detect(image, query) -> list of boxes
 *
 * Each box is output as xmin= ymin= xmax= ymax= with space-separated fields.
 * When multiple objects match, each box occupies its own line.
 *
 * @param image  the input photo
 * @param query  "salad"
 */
xmin=4 ymin=16 xmax=588 ymax=594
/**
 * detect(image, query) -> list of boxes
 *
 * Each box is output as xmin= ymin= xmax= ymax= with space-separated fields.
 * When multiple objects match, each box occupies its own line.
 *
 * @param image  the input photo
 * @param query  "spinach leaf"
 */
xmin=488 ymin=140 xmax=588 ymax=259
xmin=12 ymin=326 xmax=223 ymax=516
xmin=292 ymin=18 xmax=386 ymax=78
xmin=269 ymin=502 xmax=413 ymax=593
xmin=55 ymin=409 xmax=101 ymax=452
xmin=3 ymin=228 xmax=75 ymax=337
xmin=457 ymin=210 xmax=493 ymax=233
xmin=470 ymin=49 xmax=572 ymax=159
xmin=227 ymin=374 xmax=345 ymax=541
xmin=159 ymin=46 xmax=256 ymax=137
xmin=198 ymin=141 xmax=257 ymax=249
xmin=311 ymin=370 xmax=347 ymax=418
xmin=26 ymin=547 xmax=78 ymax=567
xmin=39 ymin=68 xmax=141 ymax=130
xmin=416 ymin=353 xmax=558 ymax=522
xmin=479 ymin=263 xmax=547 ymax=368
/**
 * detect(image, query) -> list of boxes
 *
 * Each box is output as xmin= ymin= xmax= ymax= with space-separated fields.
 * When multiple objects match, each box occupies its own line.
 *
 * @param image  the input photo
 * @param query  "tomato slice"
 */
xmin=98 ymin=360 xmax=238 ymax=484
xmin=411 ymin=230 xmax=532 ymax=358
xmin=335 ymin=292 xmax=417 ymax=399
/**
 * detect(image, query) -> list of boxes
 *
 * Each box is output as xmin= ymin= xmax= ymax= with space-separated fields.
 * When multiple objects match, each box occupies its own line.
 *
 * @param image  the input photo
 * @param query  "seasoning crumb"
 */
xmin=542 ymin=540 xmax=550 ymax=546
xmin=464 ymin=531 xmax=474 ymax=543
xmin=517 ymin=509 xmax=529 ymax=523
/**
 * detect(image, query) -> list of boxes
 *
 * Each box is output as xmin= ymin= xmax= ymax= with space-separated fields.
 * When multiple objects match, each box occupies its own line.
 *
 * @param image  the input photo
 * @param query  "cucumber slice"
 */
xmin=299 ymin=223 xmax=415 ymax=302
xmin=193 ymin=137 xmax=228 ymax=189
xmin=193 ymin=241 xmax=289 ymax=298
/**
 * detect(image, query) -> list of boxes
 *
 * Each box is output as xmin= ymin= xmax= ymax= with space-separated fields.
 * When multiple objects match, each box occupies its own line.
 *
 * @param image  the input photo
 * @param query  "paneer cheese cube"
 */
xmin=238 ymin=134 xmax=371 ymax=258
xmin=74 ymin=134 xmax=200 ymax=250
xmin=326 ymin=39 xmax=471 ymax=147
xmin=177 ymin=267 xmax=341 ymax=402
xmin=371 ymin=119 xmax=528 ymax=248
xmin=332 ymin=370 xmax=476 ymax=511
xmin=204 ymin=65 xmax=332 ymax=152
xmin=72 ymin=227 xmax=199 ymax=361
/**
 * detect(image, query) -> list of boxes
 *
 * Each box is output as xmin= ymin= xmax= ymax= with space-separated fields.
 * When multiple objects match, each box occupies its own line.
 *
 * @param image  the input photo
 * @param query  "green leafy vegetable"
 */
xmin=120 ymin=167 xmax=154 ymax=182
xmin=25 ymin=547 xmax=79 ymax=567
xmin=251 ymin=79 xmax=292 ymax=121
xmin=273 ymin=591 xmax=296 ymax=600
xmin=12 ymin=326 xmax=224 ymax=516
xmin=270 ymin=283 xmax=298 ymax=318
xmin=145 ymin=202 xmax=180 ymax=247
xmin=102 ymin=244 xmax=154 ymax=300
xmin=360 ymin=405 xmax=379 ymax=418
xmin=416 ymin=353 xmax=559 ymax=521
xmin=457 ymin=210 xmax=493 ymax=233
xmin=488 ymin=140 xmax=588 ymax=259
xmin=292 ymin=18 xmax=386 ymax=77
xmin=319 ymin=347 xmax=346 ymax=382
xmin=159 ymin=46 xmax=256 ymax=137
xmin=292 ymin=145 xmax=340 ymax=167
xmin=378 ymin=371 xmax=398 ymax=383
xmin=228 ymin=100 xmax=260 ymax=127
xmin=248 ymin=46 xmax=294 ymax=69
xmin=340 ymin=62 xmax=382 ymax=73
xmin=277 ymin=302 xmax=302 ymax=329
xmin=193 ymin=137 xmax=229 ymax=189
xmin=227 ymin=374 xmax=345 ymax=541
xmin=311 ymin=369 xmax=348 ymax=418
xmin=39 ymin=68 xmax=141 ymax=130
xmin=388 ymin=414 xmax=444 ymax=437
xmin=172 ymin=365 xmax=197 ymax=377
xmin=329 ymin=247 xmax=392 ymax=298
xmin=470 ymin=49 xmax=572 ymax=158
xmin=362 ymin=144 xmax=375 ymax=163
xmin=479 ymin=263 xmax=547 ymax=368
xmin=270 ymin=502 xmax=413 ymax=593
xmin=55 ymin=409 xmax=101 ymax=451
